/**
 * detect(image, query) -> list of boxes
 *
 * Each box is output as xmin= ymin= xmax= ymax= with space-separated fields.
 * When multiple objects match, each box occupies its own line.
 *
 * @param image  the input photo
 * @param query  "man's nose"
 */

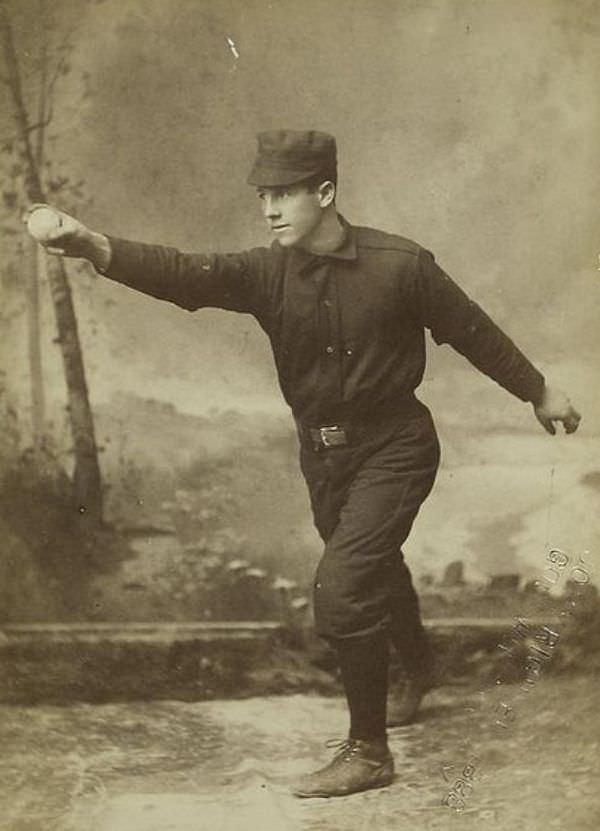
xmin=263 ymin=196 xmax=281 ymax=219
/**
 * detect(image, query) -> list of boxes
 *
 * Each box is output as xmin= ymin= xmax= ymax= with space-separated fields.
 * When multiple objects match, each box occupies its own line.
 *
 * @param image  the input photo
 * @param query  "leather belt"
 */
xmin=307 ymin=424 xmax=349 ymax=449
xmin=297 ymin=396 xmax=423 ymax=453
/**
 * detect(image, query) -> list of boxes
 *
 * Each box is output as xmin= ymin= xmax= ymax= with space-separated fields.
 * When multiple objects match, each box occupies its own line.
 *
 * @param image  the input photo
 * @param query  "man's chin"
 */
xmin=273 ymin=232 xmax=297 ymax=248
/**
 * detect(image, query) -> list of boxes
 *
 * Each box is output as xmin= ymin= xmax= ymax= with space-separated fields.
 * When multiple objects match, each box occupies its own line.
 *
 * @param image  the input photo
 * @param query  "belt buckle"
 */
xmin=319 ymin=425 xmax=347 ymax=448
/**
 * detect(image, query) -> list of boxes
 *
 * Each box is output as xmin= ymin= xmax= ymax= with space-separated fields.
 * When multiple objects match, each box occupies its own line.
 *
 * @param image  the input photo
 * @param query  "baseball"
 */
xmin=27 ymin=206 xmax=63 ymax=241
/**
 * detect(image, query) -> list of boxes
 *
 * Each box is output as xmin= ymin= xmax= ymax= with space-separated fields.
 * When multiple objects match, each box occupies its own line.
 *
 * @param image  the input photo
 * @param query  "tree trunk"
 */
xmin=28 ymin=3 xmax=47 ymax=450
xmin=27 ymin=239 xmax=46 ymax=447
xmin=1 ymin=4 xmax=103 ymax=525
xmin=45 ymin=255 xmax=103 ymax=523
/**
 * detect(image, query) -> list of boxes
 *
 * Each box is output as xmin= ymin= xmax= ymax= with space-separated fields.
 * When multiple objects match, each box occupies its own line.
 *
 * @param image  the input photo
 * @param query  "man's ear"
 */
xmin=318 ymin=180 xmax=336 ymax=208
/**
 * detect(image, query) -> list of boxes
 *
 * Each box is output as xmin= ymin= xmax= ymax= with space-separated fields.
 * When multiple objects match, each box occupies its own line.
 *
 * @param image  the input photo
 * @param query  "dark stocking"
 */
xmin=337 ymin=633 xmax=389 ymax=741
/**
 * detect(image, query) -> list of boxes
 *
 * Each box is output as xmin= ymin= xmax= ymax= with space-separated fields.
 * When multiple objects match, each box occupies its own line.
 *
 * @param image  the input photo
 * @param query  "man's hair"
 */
xmin=301 ymin=166 xmax=338 ymax=193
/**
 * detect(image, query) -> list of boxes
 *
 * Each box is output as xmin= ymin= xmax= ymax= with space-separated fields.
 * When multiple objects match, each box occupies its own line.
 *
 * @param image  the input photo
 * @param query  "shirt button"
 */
xmin=345 ymin=348 xmax=353 ymax=356
xmin=326 ymin=345 xmax=335 ymax=354
xmin=323 ymin=299 xmax=332 ymax=307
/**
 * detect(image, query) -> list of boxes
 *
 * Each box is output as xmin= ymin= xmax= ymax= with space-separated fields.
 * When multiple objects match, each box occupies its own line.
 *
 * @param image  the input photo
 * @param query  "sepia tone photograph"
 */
xmin=1 ymin=1 xmax=599 ymax=829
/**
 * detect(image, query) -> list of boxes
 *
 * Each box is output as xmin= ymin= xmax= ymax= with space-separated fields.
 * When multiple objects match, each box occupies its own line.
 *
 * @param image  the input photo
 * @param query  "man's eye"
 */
xmin=257 ymin=189 xmax=290 ymax=201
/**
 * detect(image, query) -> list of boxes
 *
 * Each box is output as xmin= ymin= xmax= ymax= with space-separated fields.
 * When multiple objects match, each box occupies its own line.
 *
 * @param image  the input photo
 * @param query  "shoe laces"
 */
xmin=324 ymin=738 xmax=360 ymax=762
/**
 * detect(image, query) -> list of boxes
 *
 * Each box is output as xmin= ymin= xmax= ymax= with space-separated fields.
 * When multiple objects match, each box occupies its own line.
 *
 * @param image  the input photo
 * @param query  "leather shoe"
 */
xmin=292 ymin=737 xmax=394 ymax=798
xmin=387 ymin=671 xmax=434 ymax=727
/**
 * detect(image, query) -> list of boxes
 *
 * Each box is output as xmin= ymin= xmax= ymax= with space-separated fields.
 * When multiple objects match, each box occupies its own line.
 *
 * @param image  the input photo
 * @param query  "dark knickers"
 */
xmin=299 ymin=403 xmax=440 ymax=645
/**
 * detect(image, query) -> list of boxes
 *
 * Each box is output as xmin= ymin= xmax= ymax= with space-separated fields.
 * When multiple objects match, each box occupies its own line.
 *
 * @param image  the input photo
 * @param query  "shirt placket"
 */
xmin=317 ymin=263 xmax=343 ymax=422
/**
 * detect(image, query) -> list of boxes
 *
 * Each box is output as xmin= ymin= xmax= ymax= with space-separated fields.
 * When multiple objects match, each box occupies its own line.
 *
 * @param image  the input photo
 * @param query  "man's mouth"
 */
xmin=271 ymin=224 xmax=290 ymax=232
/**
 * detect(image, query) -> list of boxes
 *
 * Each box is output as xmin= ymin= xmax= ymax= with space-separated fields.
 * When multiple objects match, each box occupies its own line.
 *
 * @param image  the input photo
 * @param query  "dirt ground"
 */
xmin=1 ymin=674 xmax=598 ymax=831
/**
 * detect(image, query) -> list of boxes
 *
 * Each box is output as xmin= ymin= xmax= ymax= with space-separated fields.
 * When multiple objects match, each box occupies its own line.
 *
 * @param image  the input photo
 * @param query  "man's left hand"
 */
xmin=534 ymin=385 xmax=581 ymax=435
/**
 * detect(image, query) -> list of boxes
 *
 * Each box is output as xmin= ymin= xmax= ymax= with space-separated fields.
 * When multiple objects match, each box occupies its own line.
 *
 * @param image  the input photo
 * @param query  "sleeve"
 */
xmin=414 ymin=247 xmax=545 ymax=404
xmin=102 ymin=236 xmax=270 ymax=316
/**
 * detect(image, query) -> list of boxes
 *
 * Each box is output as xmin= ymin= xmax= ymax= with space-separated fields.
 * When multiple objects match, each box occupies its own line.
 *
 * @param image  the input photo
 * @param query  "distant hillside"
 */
xmin=95 ymin=392 xmax=320 ymax=589
xmin=95 ymin=391 xmax=295 ymax=472
xmin=93 ymin=392 xmax=600 ymax=592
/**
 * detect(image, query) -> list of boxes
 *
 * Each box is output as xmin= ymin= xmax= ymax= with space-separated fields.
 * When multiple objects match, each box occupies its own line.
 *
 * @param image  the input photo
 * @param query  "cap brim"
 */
xmin=246 ymin=163 xmax=321 ymax=187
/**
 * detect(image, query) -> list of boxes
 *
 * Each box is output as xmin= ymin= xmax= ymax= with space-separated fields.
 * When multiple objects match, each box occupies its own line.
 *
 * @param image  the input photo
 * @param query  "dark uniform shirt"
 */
xmin=105 ymin=217 xmax=545 ymax=426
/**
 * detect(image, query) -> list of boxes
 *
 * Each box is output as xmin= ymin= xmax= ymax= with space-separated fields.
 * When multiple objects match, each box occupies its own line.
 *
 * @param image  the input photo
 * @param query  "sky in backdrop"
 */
xmin=2 ymin=0 xmax=599 ymax=427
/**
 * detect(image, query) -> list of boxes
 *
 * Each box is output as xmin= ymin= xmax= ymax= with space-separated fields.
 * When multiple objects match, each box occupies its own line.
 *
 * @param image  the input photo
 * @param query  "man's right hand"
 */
xmin=24 ymin=204 xmax=112 ymax=272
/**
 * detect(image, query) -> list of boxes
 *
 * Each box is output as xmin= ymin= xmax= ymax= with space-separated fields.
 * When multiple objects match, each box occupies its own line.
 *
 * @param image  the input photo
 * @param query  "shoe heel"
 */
xmin=374 ymin=758 xmax=395 ymax=787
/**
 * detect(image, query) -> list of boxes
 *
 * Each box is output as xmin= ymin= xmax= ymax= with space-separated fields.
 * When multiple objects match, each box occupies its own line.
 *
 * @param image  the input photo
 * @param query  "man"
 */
xmin=28 ymin=129 xmax=581 ymax=798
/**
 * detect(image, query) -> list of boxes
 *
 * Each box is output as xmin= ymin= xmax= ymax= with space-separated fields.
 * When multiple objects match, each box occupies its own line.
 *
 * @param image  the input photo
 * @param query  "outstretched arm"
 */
xmin=24 ymin=204 xmax=266 ymax=315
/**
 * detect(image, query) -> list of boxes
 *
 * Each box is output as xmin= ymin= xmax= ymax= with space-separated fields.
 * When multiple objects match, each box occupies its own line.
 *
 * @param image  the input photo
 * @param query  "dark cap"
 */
xmin=247 ymin=129 xmax=337 ymax=187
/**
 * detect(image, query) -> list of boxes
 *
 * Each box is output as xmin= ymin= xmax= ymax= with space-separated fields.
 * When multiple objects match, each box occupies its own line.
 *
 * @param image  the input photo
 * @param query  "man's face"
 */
xmin=256 ymin=184 xmax=324 ymax=249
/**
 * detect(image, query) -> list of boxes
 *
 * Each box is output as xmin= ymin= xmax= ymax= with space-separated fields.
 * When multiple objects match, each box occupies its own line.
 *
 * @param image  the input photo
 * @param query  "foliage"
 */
xmin=0 ymin=383 xmax=309 ymax=625
xmin=0 ymin=379 xmax=124 ymax=620
xmin=93 ymin=449 xmax=309 ymax=625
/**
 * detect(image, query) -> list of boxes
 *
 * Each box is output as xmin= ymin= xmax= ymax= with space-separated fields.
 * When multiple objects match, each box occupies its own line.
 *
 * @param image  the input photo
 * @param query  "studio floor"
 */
xmin=2 ymin=675 xmax=598 ymax=831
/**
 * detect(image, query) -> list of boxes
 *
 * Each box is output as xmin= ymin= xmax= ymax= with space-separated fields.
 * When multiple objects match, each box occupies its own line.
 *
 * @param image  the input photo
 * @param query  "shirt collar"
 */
xmin=282 ymin=214 xmax=358 ymax=266
xmin=324 ymin=215 xmax=357 ymax=261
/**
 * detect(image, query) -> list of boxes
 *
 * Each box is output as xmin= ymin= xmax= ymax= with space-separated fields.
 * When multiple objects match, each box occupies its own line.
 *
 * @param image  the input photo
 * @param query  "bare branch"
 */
xmin=45 ymin=54 xmax=67 ymax=101
xmin=44 ymin=28 xmax=74 ymax=101
xmin=44 ymin=97 xmax=54 ymax=127
xmin=0 ymin=1 xmax=44 ymax=201
xmin=24 ymin=112 xmax=53 ymax=134
xmin=35 ymin=0 xmax=48 ymax=166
